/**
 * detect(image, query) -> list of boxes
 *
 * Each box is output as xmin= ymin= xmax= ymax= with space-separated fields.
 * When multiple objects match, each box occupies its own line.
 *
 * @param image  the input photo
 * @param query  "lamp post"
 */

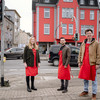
xmin=71 ymin=16 xmax=78 ymax=47
xmin=0 ymin=0 xmax=5 ymax=86
xmin=54 ymin=22 xmax=62 ymax=44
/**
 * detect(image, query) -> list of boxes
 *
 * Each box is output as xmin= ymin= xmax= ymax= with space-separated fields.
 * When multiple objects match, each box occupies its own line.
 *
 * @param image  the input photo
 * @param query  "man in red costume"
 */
xmin=57 ymin=37 xmax=71 ymax=93
xmin=78 ymin=29 xmax=100 ymax=100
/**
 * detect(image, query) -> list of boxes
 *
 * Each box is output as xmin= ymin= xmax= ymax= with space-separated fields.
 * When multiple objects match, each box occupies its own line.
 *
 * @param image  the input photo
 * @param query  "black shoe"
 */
xmin=27 ymin=88 xmax=32 ymax=92
xmin=31 ymin=87 xmax=37 ymax=91
xmin=62 ymin=89 xmax=68 ymax=93
xmin=57 ymin=87 xmax=64 ymax=91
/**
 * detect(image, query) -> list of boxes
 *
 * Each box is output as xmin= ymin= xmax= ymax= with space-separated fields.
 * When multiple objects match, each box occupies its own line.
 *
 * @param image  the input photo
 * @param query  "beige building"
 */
xmin=18 ymin=29 xmax=32 ymax=48
xmin=5 ymin=7 xmax=21 ymax=47
xmin=0 ymin=15 xmax=14 ymax=50
xmin=4 ymin=16 xmax=14 ymax=49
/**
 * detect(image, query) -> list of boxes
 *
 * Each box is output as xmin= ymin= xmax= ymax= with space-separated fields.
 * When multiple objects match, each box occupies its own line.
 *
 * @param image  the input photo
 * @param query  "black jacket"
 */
xmin=23 ymin=46 xmax=40 ymax=67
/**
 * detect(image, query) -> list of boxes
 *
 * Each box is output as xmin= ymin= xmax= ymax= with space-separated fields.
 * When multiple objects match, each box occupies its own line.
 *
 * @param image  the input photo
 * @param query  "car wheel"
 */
xmin=53 ymin=59 xmax=59 ymax=66
xmin=4 ymin=55 xmax=7 ymax=58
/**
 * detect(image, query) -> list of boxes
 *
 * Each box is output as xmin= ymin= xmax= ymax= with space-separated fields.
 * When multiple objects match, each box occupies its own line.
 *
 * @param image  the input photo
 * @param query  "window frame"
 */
xmin=80 ymin=10 xmax=85 ymax=19
xmin=62 ymin=24 xmax=67 ymax=35
xmin=62 ymin=8 xmax=74 ymax=18
xmin=63 ymin=0 xmax=73 ymax=2
xmin=68 ymin=24 xmax=73 ymax=35
xmin=89 ymin=0 xmax=94 ymax=5
xmin=80 ymin=0 xmax=85 ymax=5
xmin=44 ymin=8 xmax=50 ymax=18
xmin=90 ymin=10 xmax=94 ymax=20
xmin=81 ymin=25 xmax=94 ymax=36
xmin=44 ymin=24 xmax=50 ymax=35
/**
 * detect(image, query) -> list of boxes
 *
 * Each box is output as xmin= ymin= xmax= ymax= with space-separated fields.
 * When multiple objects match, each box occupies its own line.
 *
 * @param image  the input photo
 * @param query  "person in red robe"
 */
xmin=78 ymin=29 xmax=100 ymax=100
xmin=23 ymin=37 xmax=40 ymax=92
xmin=57 ymin=37 xmax=71 ymax=93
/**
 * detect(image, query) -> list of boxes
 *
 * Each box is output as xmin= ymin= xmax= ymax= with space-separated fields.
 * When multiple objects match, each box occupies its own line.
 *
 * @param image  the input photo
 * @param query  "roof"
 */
xmin=32 ymin=0 xmax=59 ymax=11
xmin=5 ymin=9 xmax=21 ymax=18
xmin=4 ymin=15 xmax=14 ymax=24
xmin=77 ymin=0 xmax=99 ymax=8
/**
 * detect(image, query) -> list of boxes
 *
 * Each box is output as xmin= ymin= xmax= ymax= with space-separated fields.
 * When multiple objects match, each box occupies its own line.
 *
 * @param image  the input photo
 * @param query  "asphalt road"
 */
xmin=0 ymin=59 xmax=79 ymax=69
xmin=0 ymin=60 xmax=80 ymax=77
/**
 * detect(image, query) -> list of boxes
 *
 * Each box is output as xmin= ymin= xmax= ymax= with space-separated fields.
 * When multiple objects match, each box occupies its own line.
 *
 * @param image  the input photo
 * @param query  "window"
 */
xmin=44 ymin=24 xmax=50 ymax=35
xmin=15 ymin=14 xmax=17 ymax=19
xmin=44 ymin=0 xmax=49 ymax=3
xmin=81 ymin=25 xmax=94 ymax=35
xmin=89 ymin=0 xmax=94 ymax=5
xmin=62 ymin=8 xmax=66 ymax=18
xmin=15 ymin=29 xmax=16 ymax=32
xmin=66 ymin=9 xmax=69 ymax=18
xmin=70 ymin=9 xmax=74 ymax=18
xmin=44 ymin=8 xmax=50 ymax=18
xmin=80 ymin=10 xmax=85 ymax=19
xmin=62 ymin=24 xmax=67 ymax=35
xmin=90 ymin=10 xmax=94 ymax=20
xmin=81 ymin=25 xmax=85 ymax=35
xmin=15 ymin=22 xmax=17 ymax=26
xmin=90 ymin=26 xmax=94 ymax=33
xmin=80 ymin=0 xmax=85 ymax=5
xmin=69 ymin=24 xmax=73 ymax=35
xmin=62 ymin=8 xmax=74 ymax=18
xmin=63 ymin=0 xmax=73 ymax=2
xmin=16 ymin=48 xmax=23 ymax=51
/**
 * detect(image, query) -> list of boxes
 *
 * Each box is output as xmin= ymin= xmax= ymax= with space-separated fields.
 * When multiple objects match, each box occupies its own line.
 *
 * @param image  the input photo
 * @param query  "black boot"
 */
xmin=57 ymin=80 xmax=64 ymax=91
xmin=62 ymin=80 xmax=68 ymax=93
xmin=31 ymin=76 xmax=37 ymax=91
xmin=26 ymin=76 xmax=32 ymax=92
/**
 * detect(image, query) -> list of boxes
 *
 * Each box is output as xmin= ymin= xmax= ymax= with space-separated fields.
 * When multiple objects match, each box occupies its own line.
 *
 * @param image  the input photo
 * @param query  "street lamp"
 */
xmin=71 ymin=16 xmax=78 ymax=46
xmin=54 ymin=22 xmax=62 ymax=44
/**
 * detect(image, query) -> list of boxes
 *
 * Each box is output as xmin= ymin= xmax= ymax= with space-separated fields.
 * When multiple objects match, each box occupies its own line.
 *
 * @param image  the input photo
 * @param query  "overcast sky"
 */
xmin=5 ymin=0 xmax=100 ymax=34
xmin=5 ymin=0 xmax=32 ymax=34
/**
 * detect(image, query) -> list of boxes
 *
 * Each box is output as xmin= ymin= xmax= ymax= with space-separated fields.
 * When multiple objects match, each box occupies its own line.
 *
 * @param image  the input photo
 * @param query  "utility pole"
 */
xmin=54 ymin=22 xmax=62 ymax=44
xmin=71 ymin=16 xmax=78 ymax=47
xmin=0 ymin=0 xmax=5 ymax=86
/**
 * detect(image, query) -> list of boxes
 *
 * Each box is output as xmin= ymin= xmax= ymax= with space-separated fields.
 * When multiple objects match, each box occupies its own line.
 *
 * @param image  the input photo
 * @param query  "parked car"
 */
xmin=0 ymin=47 xmax=24 ymax=59
xmin=48 ymin=45 xmax=80 ymax=66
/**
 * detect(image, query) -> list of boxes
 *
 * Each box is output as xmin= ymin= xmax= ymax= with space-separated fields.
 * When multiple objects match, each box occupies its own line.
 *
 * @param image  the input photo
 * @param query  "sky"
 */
xmin=5 ymin=0 xmax=32 ymax=34
xmin=4 ymin=0 xmax=100 ymax=34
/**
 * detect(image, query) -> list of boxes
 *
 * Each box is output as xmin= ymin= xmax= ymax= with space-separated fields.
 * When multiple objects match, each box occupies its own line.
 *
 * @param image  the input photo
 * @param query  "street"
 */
xmin=0 ymin=60 xmax=100 ymax=100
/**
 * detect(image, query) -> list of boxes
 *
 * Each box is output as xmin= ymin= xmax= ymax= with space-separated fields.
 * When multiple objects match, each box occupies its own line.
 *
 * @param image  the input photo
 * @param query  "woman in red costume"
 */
xmin=57 ymin=37 xmax=71 ymax=93
xmin=23 ymin=37 xmax=40 ymax=92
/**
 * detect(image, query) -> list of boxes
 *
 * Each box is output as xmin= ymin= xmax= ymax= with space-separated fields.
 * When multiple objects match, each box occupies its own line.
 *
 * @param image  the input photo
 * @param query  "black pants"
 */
xmin=26 ymin=76 xmax=35 ymax=88
xmin=61 ymin=79 xmax=68 ymax=90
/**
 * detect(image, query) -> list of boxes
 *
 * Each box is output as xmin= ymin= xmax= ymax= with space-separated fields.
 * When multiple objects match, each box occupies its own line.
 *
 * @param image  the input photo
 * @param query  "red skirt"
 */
xmin=58 ymin=50 xmax=70 ymax=80
xmin=26 ymin=66 xmax=38 ymax=76
xmin=25 ymin=49 xmax=38 ymax=76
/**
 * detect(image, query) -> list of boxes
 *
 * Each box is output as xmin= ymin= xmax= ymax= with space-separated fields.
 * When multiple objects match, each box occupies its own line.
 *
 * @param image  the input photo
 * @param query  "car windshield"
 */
xmin=50 ymin=45 xmax=60 ymax=53
xmin=71 ymin=47 xmax=79 ymax=54
xmin=6 ymin=48 xmax=16 ymax=52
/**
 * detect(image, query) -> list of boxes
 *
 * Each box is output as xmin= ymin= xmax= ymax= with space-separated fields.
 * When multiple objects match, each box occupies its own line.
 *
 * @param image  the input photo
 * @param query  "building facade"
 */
xmin=5 ymin=8 xmax=21 ymax=47
xmin=18 ymin=29 xmax=32 ymax=48
xmin=4 ymin=16 xmax=14 ymax=49
xmin=32 ymin=0 xmax=99 ymax=53
xmin=0 ymin=16 xmax=14 ymax=50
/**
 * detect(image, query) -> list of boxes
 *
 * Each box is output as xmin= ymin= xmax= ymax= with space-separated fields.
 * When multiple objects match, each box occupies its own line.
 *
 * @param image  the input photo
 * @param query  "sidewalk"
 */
xmin=0 ymin=69 xmax=100 ymax=100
